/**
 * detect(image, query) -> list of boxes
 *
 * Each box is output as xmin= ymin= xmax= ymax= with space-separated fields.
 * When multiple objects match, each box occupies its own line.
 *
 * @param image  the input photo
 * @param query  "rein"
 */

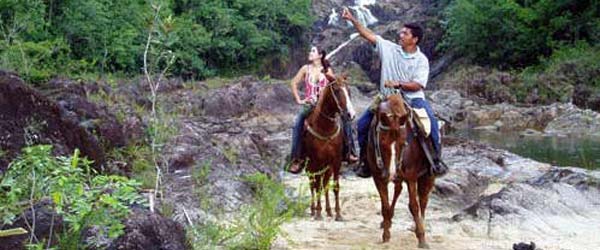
xmin=373 ymin=116 xmax=407 ymax=179
xmin=306 ymin=82 xmax=345 ymax=141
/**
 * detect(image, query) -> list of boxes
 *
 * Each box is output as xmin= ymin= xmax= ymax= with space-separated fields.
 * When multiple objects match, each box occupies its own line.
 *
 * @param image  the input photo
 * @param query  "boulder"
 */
xmin=0 ymin=71 xmax=104 ymax=172
xmin=107 ymin=209 xmax=188 ymax=250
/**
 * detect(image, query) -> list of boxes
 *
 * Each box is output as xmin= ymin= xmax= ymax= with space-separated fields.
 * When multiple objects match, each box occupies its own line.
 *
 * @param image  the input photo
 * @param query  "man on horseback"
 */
xmin=342 ymin=8 xmax=447 ymax=178
xmin=287 ymin=46 xmax=359 ymax=174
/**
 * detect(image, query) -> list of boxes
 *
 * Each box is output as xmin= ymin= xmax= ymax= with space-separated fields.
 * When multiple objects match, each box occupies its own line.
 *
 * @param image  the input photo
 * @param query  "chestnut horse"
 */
xmin=299 ymin=76 xmax=356 ymax=220
xmin=367 ymin=94 xmax=436 ymax=248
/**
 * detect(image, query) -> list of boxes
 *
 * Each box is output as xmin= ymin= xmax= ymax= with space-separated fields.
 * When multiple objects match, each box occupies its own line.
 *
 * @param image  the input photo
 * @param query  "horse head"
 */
xmin=377 ymin=94 xmax=409 ymax=138
xmin=321 ymin=74 xmax=356 ymax=121
xmin=372 ymin=94 xmax=409 ymax=181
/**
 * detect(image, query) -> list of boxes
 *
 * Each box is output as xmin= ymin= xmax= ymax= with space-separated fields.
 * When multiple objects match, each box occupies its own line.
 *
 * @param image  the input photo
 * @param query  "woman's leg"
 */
xmin=288 ymin=105 xmax=312 ymax=173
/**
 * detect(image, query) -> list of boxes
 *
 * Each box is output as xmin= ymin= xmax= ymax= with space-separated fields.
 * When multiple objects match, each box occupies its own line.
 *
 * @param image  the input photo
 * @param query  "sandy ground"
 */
xmin=274 ymin=172 xmax=600 ymax=250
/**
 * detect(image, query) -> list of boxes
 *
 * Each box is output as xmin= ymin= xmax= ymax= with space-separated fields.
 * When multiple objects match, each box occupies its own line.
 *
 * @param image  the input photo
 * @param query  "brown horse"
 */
xmin=367 ymin=94 xmax=436 ymax=248
xmin=299 ymin=75 xmax=356 ymax=221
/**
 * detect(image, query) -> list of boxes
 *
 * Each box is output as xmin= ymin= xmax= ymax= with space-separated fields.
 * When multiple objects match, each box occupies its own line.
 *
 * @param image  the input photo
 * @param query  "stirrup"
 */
xmin=354 ymin=163 xmax=371 ymax=178
xmin=287 ymin=159 xmax=303 ymax=174
xmin=431 ymin=159 xmax=448 ymax=177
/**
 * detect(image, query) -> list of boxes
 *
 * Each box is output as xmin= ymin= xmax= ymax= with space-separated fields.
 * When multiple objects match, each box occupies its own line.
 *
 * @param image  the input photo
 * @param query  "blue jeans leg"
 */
xmin=291 ymin=105 xmax=312 ymax=160
xmin=356 ymin=110 xmax=374 ymax=152
xmin=410 ymin=98 xmax=440 ymax=156
xmin=342 ymin=117 xmax=357 ymax=157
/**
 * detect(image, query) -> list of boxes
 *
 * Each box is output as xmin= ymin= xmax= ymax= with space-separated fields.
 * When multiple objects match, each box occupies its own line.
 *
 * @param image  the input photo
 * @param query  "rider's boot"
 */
xmin=354 ymin=148 xmax=371 ymax=178
xmin=430 ymin=141 xmax=448 ymax=177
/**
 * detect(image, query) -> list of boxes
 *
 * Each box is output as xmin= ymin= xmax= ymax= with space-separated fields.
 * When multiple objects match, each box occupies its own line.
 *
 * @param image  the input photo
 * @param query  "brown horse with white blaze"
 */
xmin=367 ymin=94 xmax=437 ymax=248
xmin=299 ymin=75 xmax=356 ymax=221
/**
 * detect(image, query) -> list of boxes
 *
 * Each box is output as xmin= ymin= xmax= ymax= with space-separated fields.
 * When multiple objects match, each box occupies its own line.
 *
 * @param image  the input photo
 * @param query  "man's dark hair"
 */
xmin=404 ymin=23 xmax=423 ymax=45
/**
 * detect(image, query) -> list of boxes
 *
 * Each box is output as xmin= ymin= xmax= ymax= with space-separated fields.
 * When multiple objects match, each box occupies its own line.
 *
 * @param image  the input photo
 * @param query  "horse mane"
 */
xmin=386 ymin=94 xmax=407 ymax=117
xmin=314 ymin=74 xmax=346 ymax=116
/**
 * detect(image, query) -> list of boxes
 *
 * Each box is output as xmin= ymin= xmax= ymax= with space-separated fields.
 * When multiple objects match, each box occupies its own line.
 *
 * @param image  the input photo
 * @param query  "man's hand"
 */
xmin=384 ymin=80 xmax=401 ymax=88
xmin=342 ymin=8 xmax=355 ymax=22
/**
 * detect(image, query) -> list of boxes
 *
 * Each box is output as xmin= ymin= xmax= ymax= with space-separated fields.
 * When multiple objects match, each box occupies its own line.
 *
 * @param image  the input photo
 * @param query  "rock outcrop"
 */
xmin=0 ymin=71 xmax=105 ymax=172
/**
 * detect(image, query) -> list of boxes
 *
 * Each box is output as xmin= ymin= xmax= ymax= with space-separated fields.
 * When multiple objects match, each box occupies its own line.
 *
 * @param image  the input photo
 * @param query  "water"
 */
xmin=453 ymin=130 xmax=600 ymax=169
xmin=327 ymin=0 xmax=378 ymax=28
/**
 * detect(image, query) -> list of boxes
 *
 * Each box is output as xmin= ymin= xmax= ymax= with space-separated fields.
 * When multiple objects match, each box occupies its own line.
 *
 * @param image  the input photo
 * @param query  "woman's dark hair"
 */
xmin=315 ymin=46 xmax=330 ymax=74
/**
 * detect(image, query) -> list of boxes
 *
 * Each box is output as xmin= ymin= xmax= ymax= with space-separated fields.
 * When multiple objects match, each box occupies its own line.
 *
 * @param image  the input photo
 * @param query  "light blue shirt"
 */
xmin=375 ymin=35 xmax=429 ymax=101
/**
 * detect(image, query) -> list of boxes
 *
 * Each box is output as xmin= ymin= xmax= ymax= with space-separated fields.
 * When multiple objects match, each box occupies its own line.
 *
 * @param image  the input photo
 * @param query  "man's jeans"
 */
xmin=342 ymin=116 xmax=358 ymax=158
xmin=357 ymin=97 xmax=440 ymax=156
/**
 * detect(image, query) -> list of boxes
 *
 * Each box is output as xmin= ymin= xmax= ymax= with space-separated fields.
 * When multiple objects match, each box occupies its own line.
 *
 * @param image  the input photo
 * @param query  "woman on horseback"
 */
xmin=288 ymin=46 xmax=358 ymax=173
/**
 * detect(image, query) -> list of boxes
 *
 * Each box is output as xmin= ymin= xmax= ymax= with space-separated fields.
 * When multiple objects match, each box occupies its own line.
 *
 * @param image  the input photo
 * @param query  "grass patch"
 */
xmin=187 ymin=172 xmax=309 ymax=249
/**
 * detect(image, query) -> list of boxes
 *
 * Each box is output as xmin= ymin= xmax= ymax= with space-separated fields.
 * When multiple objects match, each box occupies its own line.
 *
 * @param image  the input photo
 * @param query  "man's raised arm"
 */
xmin=342 ymin=7 xmax=377 ymax=44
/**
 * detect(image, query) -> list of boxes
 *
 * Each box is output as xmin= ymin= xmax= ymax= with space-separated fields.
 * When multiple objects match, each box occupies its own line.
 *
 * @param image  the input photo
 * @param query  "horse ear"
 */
xmin=335 ymin=73 xmax=348 ymax=84
xmin=388 ymin=94 xmax=407 ymax=117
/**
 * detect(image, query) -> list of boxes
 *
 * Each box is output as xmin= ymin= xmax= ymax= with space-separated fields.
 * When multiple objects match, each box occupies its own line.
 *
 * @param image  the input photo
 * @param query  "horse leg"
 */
xmin=333 ymin=163 xmax=343 ymax=221
xmin=314 ymin=174 xmax=323 ymax=220
xmin=323 ymin=170 xmax=333 ymax=217
xmin=373 ymin=178 xmax=392 ymax=242
xmin=407 ymin=180 xmax=429 ymax=249
xmin=418 ymin=176 xmax=435 ymax=221
xmin=389 ymin=179 xmax=404 ymax=228
xmin=309 ymin=176 xmax=317 ymax=217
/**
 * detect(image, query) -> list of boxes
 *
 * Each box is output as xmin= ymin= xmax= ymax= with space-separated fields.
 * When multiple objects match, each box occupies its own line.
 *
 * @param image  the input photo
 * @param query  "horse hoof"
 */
xmin=314 ymin=214 xmax=323 ymax=221
xmin=326 ymin=210 xmax=333 ymax=217
xmin=382 ymin=232 xmax=391 ymax=243
xmin=418 ymin=242 xmax=430 ymax=249
xmin=335 ymin=215 xmax=344 ymax=222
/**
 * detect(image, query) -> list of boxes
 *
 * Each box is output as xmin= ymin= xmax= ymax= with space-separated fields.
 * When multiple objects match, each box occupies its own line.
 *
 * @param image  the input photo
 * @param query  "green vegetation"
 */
xmin=0 ymin=145 xmax=145 ymax=249
xmin=444 ymin=0 xmax=600 ymax=69
xmin=442 ymin=0 xmax=599 ymax=108
xmin=188 ymin=172 xmax=309 ymax=250
xmin=519 ymin=42 xmax=600 ymax=107
xmin=441 ymin=43 xmax=600 ymax=107
xmin=0 ymin=0 xmax=313 ymax=82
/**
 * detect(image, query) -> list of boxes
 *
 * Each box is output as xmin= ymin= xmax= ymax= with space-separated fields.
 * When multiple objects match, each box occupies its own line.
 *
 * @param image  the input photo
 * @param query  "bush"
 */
xmin=520 ymin=42 xmax=600 ymax=107
xmin=0 ymin=145 xmax=146 ymax=249
xmin=187 ymin=173 xmax=309 ymax=249
xmin=0 ymin=38 xmax=70 ymax=83
xmin=443 ymin=0 xmax=600 ymax=68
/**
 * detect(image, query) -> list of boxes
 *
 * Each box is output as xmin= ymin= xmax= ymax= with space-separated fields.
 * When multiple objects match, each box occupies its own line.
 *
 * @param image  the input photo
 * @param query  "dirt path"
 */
xmin=274 ymin=172 xmax=600 ymax=250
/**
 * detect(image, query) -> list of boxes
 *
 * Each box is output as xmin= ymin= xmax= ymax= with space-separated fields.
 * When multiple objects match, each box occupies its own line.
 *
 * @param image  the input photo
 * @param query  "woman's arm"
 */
xmin=290 ymin=65 xmax=308 ymax=104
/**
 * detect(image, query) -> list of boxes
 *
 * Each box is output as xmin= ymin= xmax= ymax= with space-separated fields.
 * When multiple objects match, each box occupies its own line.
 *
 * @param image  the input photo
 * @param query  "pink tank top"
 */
xmin=304 ymin=65 xmax=329 ymax=104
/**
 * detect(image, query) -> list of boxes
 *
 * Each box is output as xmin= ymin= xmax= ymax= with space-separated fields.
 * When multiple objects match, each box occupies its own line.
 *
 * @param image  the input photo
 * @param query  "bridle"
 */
xmin=372 ymin=102 xmax=411 ymax=178
xmin=306 ymin=81 xmax=349 ymax=141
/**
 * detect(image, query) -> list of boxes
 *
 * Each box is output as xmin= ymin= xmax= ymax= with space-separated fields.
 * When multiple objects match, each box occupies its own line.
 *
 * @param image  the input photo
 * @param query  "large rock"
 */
xmin=0 ymin=199 xmax=63 ymax=250
xmin=429 ymin=90 xmax=585 ymax=132
xmin=201 ymin=76 xmax=295 ymax=118
xmin=544 ymin=106 xmax=600 ymax=136
xmin=0 ymin=71 xmax=104 ymax=172
xmin=452 ymin=166 xmax=600 ymax=243
xmin=107 ymin=208 xmax=188 ymax=250
xmin=43 ymin=78 xmax=127 ymax=149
